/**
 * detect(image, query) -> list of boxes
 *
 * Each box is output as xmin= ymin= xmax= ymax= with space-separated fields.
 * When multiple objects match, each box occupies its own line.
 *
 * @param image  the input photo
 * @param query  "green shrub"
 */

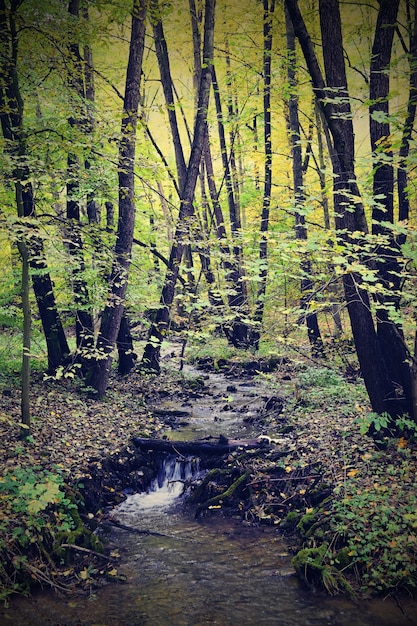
xmin=330 ymin=461 xmax=417 ymax=595
xmin=0 ymin=467 xmax=79 ymax=600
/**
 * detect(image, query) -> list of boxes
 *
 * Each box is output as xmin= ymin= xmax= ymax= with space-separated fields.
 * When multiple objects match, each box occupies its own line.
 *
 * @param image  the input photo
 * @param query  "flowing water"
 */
xmin=2 ymin=367 xmax=417 ymax=625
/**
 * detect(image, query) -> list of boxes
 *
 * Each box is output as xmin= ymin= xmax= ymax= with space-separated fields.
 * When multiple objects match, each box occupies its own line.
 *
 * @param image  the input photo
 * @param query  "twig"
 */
xmin=23 ymin=563 xmax=71 ymax=592
xmin=59 ymin=543 xmax=115 ymax=561
xmin=247 ymin=474 xmax=318 ymax=486
xmin=104 ymin=517 xmax=170 ymax=538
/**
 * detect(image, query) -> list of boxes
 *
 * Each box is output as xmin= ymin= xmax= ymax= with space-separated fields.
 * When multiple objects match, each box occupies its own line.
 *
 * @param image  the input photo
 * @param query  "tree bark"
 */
xmin=212 ymin=66 xmax=251 ymax=347
xmin=133 ymin=435 xmax=271 ymax=455
xmin=0 ymin=0 xmax=69 ymax=374
xmin=252 ymin=0 xmax=275 ymax=349
xmin=141 ymin=0 xmax=216 ymax=372
xmin=398 ymin=2 xmax=417 ymax=224
xmin=117 ymin=310 xmax=137 ymax=375
xmin=368 ymin=0 xmax=413 ymax=418
xmin=16 ymin=183 xmax=31 ymax=434
xmin=285 ymin=4 xmax=324 ymax=358
xmin=151 ymin=0 xmax=188 ymax=192
xmin=67 ymin=0 xmax=95 ymax=356
xmin=87 ymin=0 xmax=147 ymax=395
xmin=285 ymin=0 xmax=407 ymax=419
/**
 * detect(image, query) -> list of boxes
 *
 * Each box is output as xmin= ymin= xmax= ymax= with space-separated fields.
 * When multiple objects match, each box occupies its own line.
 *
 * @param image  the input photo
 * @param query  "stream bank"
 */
xmin=1 ymin=351 xmax=417 ymax=623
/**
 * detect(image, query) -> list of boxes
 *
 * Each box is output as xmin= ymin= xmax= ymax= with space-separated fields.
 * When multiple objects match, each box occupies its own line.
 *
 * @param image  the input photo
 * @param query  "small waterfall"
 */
xmin=124 ymin=455 xmax=202 ymax=510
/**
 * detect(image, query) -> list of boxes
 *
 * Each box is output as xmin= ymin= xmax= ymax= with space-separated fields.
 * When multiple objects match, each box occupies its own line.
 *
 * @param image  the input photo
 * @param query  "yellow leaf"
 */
xmin=397 ymin=437 xmax=407 ymax=449
xmin=305 ymin=507 xmax=314 ymax=514
xmin=107 ymin=568 xmax=118 ymax=577
xmin=79 ymin=569 xmax=89 ymax=580
xmin=347 ymin=469 xmax=359 ymax=478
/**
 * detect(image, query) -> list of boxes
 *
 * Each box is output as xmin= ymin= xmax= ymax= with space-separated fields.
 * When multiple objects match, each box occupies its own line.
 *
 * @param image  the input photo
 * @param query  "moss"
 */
xmin=292 ymin=543 xmax=354 ymax=595
xmin=280 ymin=510 xmax=300 ymax=530
xmin=195 ymin=470 xmax=251 ymax=517
xmin=334 ymin=546 xmax=352 ymax=570
xmin=322 ymin=566 xmax=354 ymax=595
xmin=292 ymin=544 xmax=327 ymax=589
xmin=292 ymin=544 xmax=327 ymax=574
xmin=297 ymin=510 xmax=318 ymax=535
xmin=53 ymin=506 xmax=103 ymax=561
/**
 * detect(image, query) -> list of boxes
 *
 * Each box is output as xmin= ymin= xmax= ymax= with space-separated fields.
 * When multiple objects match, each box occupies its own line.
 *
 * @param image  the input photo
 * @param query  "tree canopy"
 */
xmin=0 ymin=0 xmax=416 ymax=427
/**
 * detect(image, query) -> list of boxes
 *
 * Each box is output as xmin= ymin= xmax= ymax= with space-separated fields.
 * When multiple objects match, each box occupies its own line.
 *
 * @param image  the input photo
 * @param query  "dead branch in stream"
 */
xmin=132 ymin=435 xmax=273 ymax=456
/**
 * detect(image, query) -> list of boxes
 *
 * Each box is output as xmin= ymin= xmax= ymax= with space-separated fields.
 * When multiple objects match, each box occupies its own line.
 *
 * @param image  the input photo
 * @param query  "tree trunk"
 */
xmin=0 ymin=0 xmax=69 ymax=374
xmin=285 ymin=0 xmax=407 ymax=419
xmin=212 ymin=66 xmax=251 ymax=347
xmin=151 ymin=0 xmax=187 ymax=193
xmin=19 ymin=237 xmax=31 ymax=434
xmin=16 ymin=183 xmax=31 ymax=434
xmin=67 ymin=0 xmax=95 ymax=355
xmin=87 ymin=0 xmax=147 ymax=395
xmin=285 ymin=3 xmax=324 ymax=358
xmin=398 ymin=2 xmax=417 ymax=224
xmin=251 ymin=0 xmax=275 ymax=349
xmin=141 ymin=0 xmax=216 ymax=372
xmin=368 ymin=0 xmax=413 ymax=418
xmin=133 ymin=435 xmax=271 ymax=455
xmin=117 ymin=310 xmax=137 ymax=375
xmin=83 ymin=4 xmax=100 ymax=226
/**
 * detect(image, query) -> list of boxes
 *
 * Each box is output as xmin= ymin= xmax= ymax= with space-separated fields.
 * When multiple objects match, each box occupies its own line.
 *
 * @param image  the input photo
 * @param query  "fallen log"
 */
xmin=132 ymin=435 xmax=271 ymax=456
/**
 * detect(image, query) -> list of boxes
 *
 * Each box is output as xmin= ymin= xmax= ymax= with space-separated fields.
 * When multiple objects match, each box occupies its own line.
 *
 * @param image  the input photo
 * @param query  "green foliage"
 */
xmin=356 ymin=411 xmax=417 ymax=438
xmin=293 ymin=441 xmax=417 ymax=598
xmin=329 ymin=451 xmax=417 ymax=595
xmin=295 ymin=366 xmax=366 ymax=410
xmin=0 ymin=466 xmax=78 ymax=600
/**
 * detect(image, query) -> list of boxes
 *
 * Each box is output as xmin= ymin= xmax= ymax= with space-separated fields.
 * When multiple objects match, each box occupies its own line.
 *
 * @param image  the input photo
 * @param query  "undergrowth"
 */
xmin=286 ymin=366 xmax=417 ymax=597
xmin=0 ymin=467 xmax=74 ymax=600
xmin=329 ymin=446 xmax=417 ymax=595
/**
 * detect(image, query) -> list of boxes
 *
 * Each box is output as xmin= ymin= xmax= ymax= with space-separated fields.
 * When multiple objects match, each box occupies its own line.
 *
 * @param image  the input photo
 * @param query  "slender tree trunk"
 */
xmin=0 ymin=0 xmax=69 ymax=374
xmin=151 ymin=0 xmax=187 ymax=192
xmin=285 ymin=4 xmax=324 ymax=358
xmin=203 ymin=138 xmax=248 ymax=318
xmin=368 ymin=0 xmax=414 ymax=418
xmin=83 ymin=4 xmax=100 ymax=226
xmin=141 ymin=0 xmax=216 ymax=372
xmin=67 ymin=0 xmax=95 ymax=355
xmin=117 ymin=310 xmax=137 ymax=375
xmin=252 ymin=0 xmax=275 ymax=349
xmin=212 ymin=66 xmax=251 ymax=347
xmin=188 ymin=0 xmax=225 ymax=310
xmin=225 ymin=43 xmax=241 ymax=222
xmin=398 ymin=2 xmax=417 ymax=224
xmin=20 ymin=240 xmax=31 ymax=434
xmin=87 ymin=0 xmax=147 ymax=395
xmin=16 ymin=183 xmax=31 ymax=434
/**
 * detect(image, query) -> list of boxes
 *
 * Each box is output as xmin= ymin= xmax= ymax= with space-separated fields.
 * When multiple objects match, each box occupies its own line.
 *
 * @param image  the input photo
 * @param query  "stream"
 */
xmin=1 ymin=364 xmax=417 ymax=625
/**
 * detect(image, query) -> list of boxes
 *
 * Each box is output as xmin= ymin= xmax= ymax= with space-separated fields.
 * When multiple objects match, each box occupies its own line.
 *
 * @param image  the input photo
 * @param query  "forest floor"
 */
xmin=0 ymin=348 xmax=417 ymax=601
